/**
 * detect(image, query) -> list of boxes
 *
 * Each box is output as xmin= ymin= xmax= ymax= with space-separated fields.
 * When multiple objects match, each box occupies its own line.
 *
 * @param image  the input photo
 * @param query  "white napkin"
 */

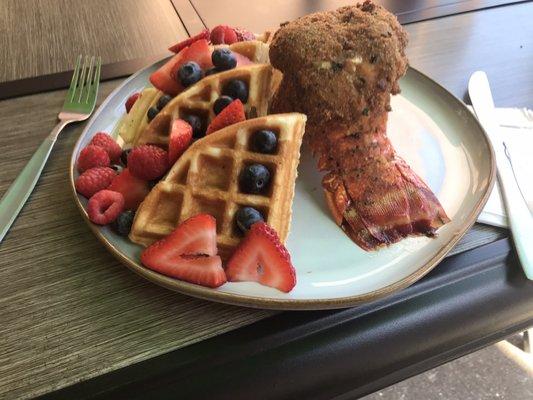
xmin=471 ymin=107 xmax=533 ymax=228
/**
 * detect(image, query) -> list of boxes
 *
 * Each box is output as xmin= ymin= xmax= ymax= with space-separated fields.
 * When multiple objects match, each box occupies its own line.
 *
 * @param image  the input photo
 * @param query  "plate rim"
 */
xmin=69 ymin=64 xmax=496 ymax=310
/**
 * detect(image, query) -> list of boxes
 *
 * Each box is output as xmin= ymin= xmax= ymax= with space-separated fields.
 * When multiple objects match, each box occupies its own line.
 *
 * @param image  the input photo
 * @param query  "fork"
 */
xmin=0 ymin=55 xmax=101 ymax=243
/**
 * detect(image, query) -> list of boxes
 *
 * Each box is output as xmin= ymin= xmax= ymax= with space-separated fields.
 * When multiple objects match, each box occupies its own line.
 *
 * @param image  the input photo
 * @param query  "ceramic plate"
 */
xmin=70 ymin=61 xmax=495 ymax=310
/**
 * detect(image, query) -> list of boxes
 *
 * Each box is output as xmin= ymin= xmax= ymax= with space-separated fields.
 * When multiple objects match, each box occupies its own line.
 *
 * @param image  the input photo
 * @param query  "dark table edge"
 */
xmin=1 ymin=0 xmax=528 ymax=101
xmin=36 ymin=238 xmax=533 ymax=400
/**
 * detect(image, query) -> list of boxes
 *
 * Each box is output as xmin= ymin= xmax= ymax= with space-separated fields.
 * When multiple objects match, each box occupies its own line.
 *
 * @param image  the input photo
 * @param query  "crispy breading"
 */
xmin=270 ymin=0 xmax=408 ymax=143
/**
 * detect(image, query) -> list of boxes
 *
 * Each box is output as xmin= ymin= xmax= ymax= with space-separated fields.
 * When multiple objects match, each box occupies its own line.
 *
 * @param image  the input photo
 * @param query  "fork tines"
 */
xmin=64 ymin=55 xmax=101 ymax=111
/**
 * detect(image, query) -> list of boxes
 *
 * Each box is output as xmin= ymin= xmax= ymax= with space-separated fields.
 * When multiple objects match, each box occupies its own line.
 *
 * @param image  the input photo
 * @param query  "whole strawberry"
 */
xmin=127 ymin=145 xmax=169 ymax=181
xmin=89 ymin=132 xmax=122 ymax=163
xmin=77 ymin=145 xmax=110 ymax=173
xmin=75 ymin=167 xmax=116 ymax=198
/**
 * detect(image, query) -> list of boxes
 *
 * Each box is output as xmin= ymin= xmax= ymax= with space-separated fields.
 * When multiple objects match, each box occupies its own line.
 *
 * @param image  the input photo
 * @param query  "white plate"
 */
xmin=70 ymin=61 xmax=495 ymax=310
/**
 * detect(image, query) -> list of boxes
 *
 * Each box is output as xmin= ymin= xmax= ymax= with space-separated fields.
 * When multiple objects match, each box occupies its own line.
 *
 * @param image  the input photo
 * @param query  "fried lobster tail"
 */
xmin=269 ymin=1 xmax=449 ymax=250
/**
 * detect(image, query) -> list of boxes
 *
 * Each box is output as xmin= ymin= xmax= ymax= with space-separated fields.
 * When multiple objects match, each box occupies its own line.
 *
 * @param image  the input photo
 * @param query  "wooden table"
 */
xmin=0 ymin=1 xmax=532 ymax=399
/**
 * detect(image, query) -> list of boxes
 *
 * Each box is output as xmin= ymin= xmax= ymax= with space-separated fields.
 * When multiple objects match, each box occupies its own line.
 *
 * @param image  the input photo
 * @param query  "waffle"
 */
xmin=117 ymin=40 xmax=275 ymax=147
xmin=134 ymin=63 xmax=280 ymax=148
xmin=129 ymin=113 xmax=307 ymax=260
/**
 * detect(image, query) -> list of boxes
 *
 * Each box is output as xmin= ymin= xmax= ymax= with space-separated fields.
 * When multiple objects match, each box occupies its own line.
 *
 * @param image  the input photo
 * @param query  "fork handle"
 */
xmin=0 ymin=120 xmax=70 ymax=243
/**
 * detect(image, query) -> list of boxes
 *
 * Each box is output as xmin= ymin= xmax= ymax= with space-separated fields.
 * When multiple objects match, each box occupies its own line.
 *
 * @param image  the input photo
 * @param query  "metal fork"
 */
xmin=0 ymin=55 xmax=101 ymax=243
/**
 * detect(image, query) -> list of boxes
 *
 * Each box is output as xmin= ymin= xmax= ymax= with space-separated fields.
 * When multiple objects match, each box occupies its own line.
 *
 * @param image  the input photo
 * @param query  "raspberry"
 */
xmin=125 ymin=92 xmax=140 ymax=113
xmin=89 ymin=132 xmax=122 ymax=163
xmin=127 ymin=145 xmax=169 ymax=181
xmin=77 ymin=145 xmax=110 ymax=173
xmin=75 ymin=167 xmax=116 ymax=198
xmin=87 ymin=190 xmax=125 ymax=225
xmin=210 ymin=25 xmax=238 ymax=45
xmin=234 ymin=27 xmax=255 ymax=41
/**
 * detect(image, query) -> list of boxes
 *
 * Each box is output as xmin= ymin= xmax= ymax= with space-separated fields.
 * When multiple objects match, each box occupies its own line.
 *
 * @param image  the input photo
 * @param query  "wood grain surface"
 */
xmin=0 ymin=1 xmax=528 ymax=399
xmin=188 ymin=0 xmax=526 ymax=32
xmin=0 ymin=0 xmax=186 ymax=83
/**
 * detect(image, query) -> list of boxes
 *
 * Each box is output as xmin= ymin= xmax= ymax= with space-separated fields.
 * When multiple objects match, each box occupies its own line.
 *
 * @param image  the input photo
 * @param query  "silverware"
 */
xmin=0 ymin=55 xmax=101 ymax=244
xmin=469 ymin=71 xmax=533 ymax=280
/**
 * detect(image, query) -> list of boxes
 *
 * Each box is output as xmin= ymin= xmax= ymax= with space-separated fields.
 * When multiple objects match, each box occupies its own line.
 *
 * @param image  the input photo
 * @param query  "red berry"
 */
xmin=77 ymin=145 xmax=110 ymax=173
xmin=234 ymin=27 xmax=255 ymax=42
xmin=169 ymin=119 xmax=193 ymax=165
xmin=141 ymin=214 xmax=226 ymax=288
xmin=127 ymin=145 xmax=169 ymax=181
xmin=108 ymin=168 xmax=150 ymax=211
xmin=75 ymin=167 xmax=116 ymax=198
xmin=87 ymin=190 xmax=125 ymax=225
xmin=206 ymin=99 xmax=246 ymax=135
xmin=210 ymin=25 xmax=238 ymax=45
xmin=89 ymin=132 xmax=122 ymax=163
xmin=125 ymin=92 xmax=140 ymax=113
xmin=150 ymin=49 xmax=187 ymax=96
xmin=168 ymin=29 xmax=210 ymax=53
xmin=226 ymin=222 xmax=296 ymax=292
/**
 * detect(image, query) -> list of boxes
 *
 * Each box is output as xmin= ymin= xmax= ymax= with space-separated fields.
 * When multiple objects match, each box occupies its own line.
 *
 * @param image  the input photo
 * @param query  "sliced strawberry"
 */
xmin=140 ymin=214 xmax=226 ymax=288
xmin=108 ymin=168 xmax=150 ymax=211
xmin=125 ymin=92 xmax=140 ymax=113
xmin=170 ymin=39 xmax=213 ymax=81
xmin=150 ymin=49 xmax=186 ymax=95
xmin=169 ymin=119 xmax=193 ymax=165
xmin=206 ymin=99 xmax=245 ymax=135
xmin=226 ymin=222 xmax=296 ymax=292
xmin=235 ymin=52 xmax=253 ymax=66
xmin=169 ymin=29 xmax=210 ymax=53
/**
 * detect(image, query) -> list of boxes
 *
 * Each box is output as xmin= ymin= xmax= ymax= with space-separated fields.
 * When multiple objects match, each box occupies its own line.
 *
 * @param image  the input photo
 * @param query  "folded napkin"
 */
xmin=471 ymin=107 xmax=533 ymax=228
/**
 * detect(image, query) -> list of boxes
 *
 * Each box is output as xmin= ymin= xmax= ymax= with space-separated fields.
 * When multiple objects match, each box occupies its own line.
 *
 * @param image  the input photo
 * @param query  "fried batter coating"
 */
xmin=270 ymin=0 xmax=408 ymax=141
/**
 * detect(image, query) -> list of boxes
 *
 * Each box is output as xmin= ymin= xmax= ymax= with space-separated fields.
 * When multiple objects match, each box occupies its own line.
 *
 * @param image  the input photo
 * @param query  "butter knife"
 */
xmin=469 ymin=71 xmax=533 ymax=279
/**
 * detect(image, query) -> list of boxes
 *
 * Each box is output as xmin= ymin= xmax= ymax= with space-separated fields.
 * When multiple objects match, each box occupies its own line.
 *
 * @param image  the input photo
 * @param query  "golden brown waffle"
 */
xmin=117 ymin=40 xmax=274 ymax=146
xmin=130 ymin=113 xmax=307 ymax=260
xmin=135 ymin=64 xmax=280 ymax=148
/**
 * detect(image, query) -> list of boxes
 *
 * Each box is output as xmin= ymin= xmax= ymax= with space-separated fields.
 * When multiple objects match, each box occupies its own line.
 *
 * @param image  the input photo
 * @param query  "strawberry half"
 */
xmin=169 ymin=29 xmax=210 ymax=53
xmin=169 ymin=119 xmax=193 ymax=165
xmin=170 ymin=39 xmax=213 ymax=80
xmin=141 ymin=214 xmax=226 ymax=288
xmin=206 ymin=99 xmax=245 ymax=135
xmin=108 ymin=168 xmax=150 ymax=211
xmin=150 ymin=48 xmax=187 ymax=95
xmin=226 ymin=222 xmax=296 ymax=292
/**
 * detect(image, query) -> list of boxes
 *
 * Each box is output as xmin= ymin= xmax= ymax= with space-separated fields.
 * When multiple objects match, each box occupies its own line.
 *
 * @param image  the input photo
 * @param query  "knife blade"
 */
xmin=469 ymin=71 xmax=533 ymax=279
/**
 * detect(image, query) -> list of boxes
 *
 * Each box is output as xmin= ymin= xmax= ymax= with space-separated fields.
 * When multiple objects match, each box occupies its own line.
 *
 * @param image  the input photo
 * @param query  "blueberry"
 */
xmin=235 ymin=207 xmax=264 ymax=233
xmin=147 ymin=107 xmax=159 ymax=121
xmin=178 ymin=61 xmax=203 ymax=87
xmin=205 ymin=67 xmax=217 ymax=76
xmin=251 ymin=130 xmax=277 ymax=154
xmin=239 ymin=164 xmax=271 ymax=194
xmin=157 ymin=94 xmax=173 ymax=110
xmin=111 ymin=210 xmax=135 ymax=236
xmin=222 ymin=79 xmax=248 ymax=103
xmin=110 ymin=164 xmax=123 ymax=174
xmin=183 ymin=114 xmax=205 ymax=138
xmin=213 ymin=95 xmax=234 ymax=115
xmin=120 ymin=149 xmax=131 ymax=166
xmin=211 ymin=48 xmax=237 ymax=71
